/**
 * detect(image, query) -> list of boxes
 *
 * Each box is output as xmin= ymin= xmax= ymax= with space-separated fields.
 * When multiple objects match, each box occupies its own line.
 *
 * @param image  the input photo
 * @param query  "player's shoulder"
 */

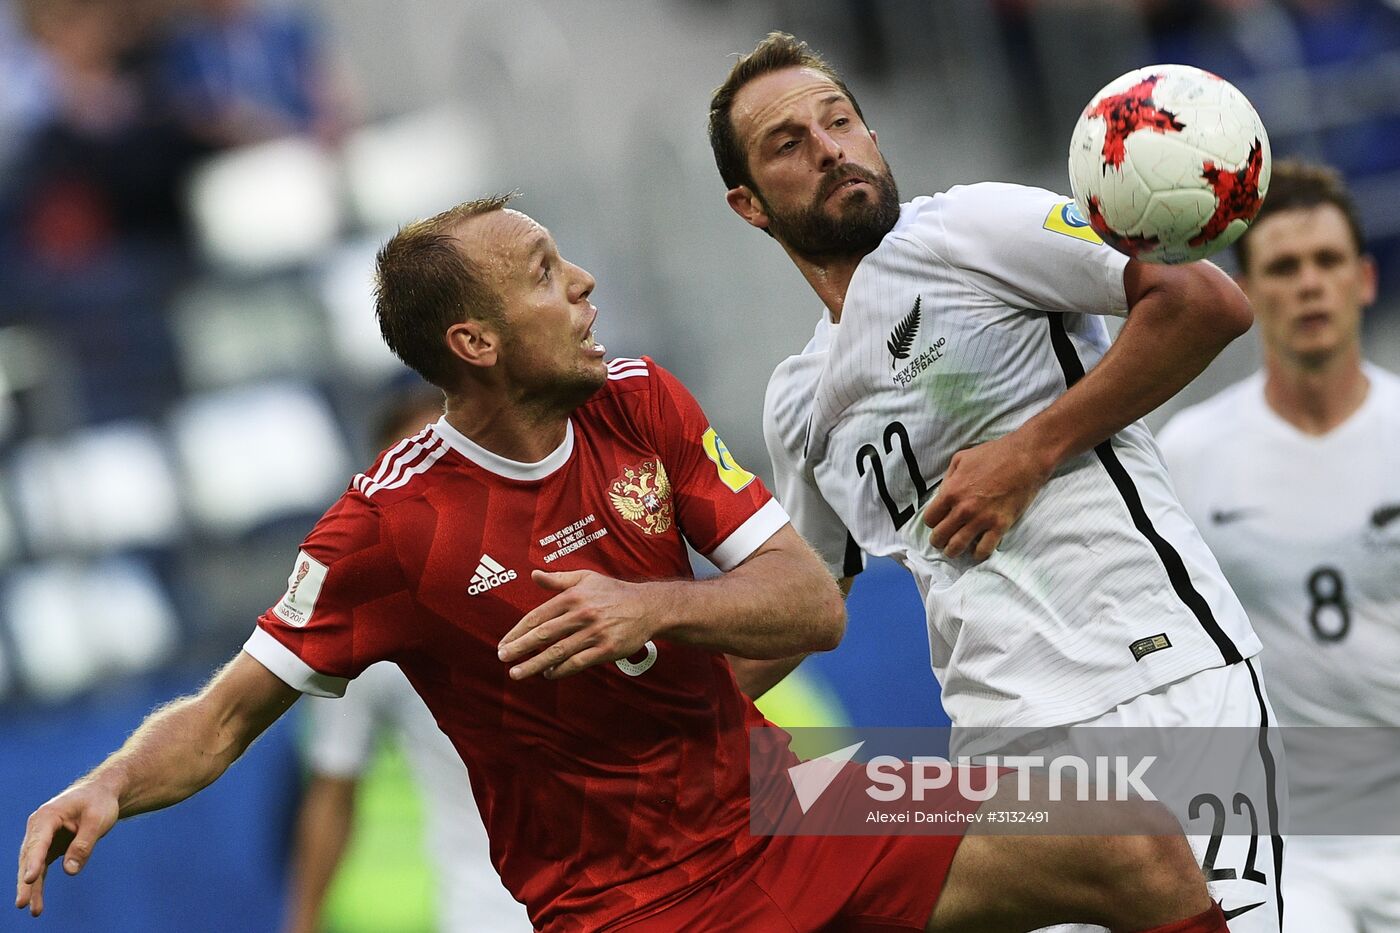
xmin=764 ymin=317 xmax=829 ymax=418
xmin=923 ymin=181 xmax=1066 ymax=222
xmin=897 ymin=182 xmax=1081 ymax=255
xmin=601 ymin=356 xmax=658 ymax=392
xmin=1357 ymin=362 xmax=1400 ymax=430
xmin=1157 ymin=375 xmax=1263 ymax=453
xmin=764 ymin=357 xmax=817 ymax=446
xmin=583 ymin=356 xmax=685 ymax=408
xmin=583 ymin=355 xmax=698 ymax=431
xmin=1363 ymin=361 xmax=1400 ymax=398
xmin=349 ymin=424 xmax=455 ymax=507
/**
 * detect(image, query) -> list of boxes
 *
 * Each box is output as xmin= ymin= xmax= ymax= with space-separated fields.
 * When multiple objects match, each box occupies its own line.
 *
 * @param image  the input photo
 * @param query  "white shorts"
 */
xmin=1032 ymin=658 xmax=1287 ymax=933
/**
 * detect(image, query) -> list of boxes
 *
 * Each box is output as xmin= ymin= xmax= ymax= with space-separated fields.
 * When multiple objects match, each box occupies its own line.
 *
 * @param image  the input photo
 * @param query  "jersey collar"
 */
xmin=431 ymin=416 xmax=574 ymax=481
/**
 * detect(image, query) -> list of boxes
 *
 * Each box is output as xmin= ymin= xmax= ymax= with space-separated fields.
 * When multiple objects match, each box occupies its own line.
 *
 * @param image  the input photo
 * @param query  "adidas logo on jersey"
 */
xmin=468 ymin=554 xmax=518 ymax=595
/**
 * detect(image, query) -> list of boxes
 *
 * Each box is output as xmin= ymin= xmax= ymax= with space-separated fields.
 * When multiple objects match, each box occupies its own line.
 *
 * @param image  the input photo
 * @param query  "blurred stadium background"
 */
xmin=1 ymin=0 xmax=1397 ymax=930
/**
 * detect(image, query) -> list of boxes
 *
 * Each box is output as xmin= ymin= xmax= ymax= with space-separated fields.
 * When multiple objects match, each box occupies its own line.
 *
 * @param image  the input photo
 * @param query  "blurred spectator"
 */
xmin=0 ymin=0 xmax=57 ymax=178
xmin=0 ymin=0 xmax=352 ymax=425
xmin=158 ymin=0 xmax=349 ymax=148
xmin=6 ymin=0 xmax=199 ymax=256
xmin=0 ymin=0 xmax=200 ymax=423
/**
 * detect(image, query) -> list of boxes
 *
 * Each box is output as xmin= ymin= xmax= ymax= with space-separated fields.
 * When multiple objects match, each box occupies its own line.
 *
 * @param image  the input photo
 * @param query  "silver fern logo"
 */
xmin=887 ymin=296 xmax=921 ymax=367
xmin=889 ymin=295 xmax=945 ymax=387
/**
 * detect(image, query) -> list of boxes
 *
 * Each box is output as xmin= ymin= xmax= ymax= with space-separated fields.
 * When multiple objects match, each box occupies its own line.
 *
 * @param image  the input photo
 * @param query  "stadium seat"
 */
xmin=2 ymin=558 xmax=178 ymax=700
xmin=341 ymin=106 xmax=492 ymax=232
xmin=187 ymin=136 xmax=343 ymax=273
xmin=169 ymin=381 xmax=352 ymax=536
xmin=8 ymin=422 xmax=183 ymax=554
xmin=170 ymin=278 xmax=332 ymax=390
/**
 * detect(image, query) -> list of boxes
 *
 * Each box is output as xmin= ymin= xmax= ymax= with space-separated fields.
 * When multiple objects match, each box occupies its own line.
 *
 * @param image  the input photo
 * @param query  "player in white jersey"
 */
xmin=709 ymin=33 xmax=1283 ymax=931
xmin=284 ymin=390 xmax=531 ymax=933
xmin=1159 ymin=160 xmax=1400 ymax=932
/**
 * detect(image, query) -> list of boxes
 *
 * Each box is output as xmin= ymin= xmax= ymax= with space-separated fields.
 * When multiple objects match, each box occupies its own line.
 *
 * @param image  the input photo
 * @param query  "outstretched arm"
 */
xmin=923 ymin=259 xmax=1252 ymax=560
xmin=498 ymin=524 xmax=845 ymax=681
xmin=15 ymin=652 xmax=300 ymax=917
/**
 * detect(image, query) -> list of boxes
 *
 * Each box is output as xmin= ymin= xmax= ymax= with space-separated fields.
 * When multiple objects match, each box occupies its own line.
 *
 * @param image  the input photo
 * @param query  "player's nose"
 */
xmin=813 ymin=127 xmax=843 ymax=168
xmin=1295 ymin=260 xmax=1326 ymax=295
xmin=568 ymin=261 xmax=596 ymax=303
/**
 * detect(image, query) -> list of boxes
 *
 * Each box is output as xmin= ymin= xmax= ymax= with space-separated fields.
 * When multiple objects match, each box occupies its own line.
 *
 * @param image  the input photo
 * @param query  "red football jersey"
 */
xmin=244 ymin=357 xmax=793 ymax=931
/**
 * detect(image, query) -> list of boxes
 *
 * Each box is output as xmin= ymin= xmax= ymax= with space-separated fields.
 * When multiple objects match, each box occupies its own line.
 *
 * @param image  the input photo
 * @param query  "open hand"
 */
xmin=16 ymin=782 xmax=119 ymax=917
xmin=922 ymin=433 xmax=1053 ymax=561
xmin=497 ymin=570 xmax=657 ymax=681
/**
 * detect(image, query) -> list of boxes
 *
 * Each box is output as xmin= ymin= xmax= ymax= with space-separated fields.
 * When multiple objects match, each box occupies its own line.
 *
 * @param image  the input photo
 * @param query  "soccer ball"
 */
xmin=1068 ymin=64 xmax=1271 ymax=264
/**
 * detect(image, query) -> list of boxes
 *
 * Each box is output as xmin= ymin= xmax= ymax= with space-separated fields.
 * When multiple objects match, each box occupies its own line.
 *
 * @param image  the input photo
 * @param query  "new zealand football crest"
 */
xmin=609 ymin=460 xmax=673 ymax=535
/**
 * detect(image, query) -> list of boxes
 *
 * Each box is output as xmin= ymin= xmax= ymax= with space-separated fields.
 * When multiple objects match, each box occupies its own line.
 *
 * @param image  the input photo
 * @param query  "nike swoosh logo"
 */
xmin=1371 ymin=504 xmax=1400 ymax=529
xmin=1222 ymin=901 xmax=1266 ymax=921
xmin=1211 ymin=508 xmax=1259 ymax=526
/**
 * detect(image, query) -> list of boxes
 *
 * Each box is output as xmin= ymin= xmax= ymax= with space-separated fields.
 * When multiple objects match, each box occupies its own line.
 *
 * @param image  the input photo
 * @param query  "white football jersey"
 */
xmin=765 ymin=183 xmax=1261 ymax=728
xmin=1158 ymin=364 xmax=1400 ymax=729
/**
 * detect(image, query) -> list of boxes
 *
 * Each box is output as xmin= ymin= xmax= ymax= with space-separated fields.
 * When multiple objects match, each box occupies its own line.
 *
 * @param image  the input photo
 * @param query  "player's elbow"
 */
xmin=806 ymin=577 xmax=847 ymax=652
xmin=1213 ymin=278 xmax=1253 ymax=339
xmin=1192 ymin=263 xmax=1253 ymax=341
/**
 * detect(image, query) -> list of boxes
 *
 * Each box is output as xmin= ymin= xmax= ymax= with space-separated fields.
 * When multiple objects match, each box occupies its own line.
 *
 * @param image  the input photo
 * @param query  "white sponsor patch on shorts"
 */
xmin=272 ymin=551 xmax=328 ymax=628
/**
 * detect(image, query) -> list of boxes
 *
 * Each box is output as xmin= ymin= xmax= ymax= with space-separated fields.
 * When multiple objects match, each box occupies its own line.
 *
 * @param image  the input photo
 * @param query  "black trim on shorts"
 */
xmin=1044 ymin=314 xmax=1243 ymax=665
xmin=1245 ymin=658 xmax=1286 ymax=928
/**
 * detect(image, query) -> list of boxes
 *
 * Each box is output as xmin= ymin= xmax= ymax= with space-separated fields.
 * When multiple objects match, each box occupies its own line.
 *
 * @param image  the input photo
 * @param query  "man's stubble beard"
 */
xmin=761 ymin=160 xmax=901 ymax=263
xmin=539 ymin=363 xmax=608 ymax=416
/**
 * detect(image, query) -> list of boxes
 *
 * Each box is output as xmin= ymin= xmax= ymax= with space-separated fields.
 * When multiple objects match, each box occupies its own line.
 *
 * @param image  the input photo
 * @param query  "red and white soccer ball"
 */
xmin=1068 ymin=64 xmax=1271 ymax=264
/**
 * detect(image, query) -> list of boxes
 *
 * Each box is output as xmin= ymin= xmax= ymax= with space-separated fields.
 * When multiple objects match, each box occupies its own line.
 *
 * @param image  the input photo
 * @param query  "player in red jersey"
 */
xmin=20 ymin=195 xmax=1223 ymax=933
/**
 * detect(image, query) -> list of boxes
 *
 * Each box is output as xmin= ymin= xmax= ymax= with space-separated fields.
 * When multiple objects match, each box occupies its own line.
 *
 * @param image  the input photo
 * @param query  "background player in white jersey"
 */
xmin=1159 ymin=160 xmax=1400 ymax=932
xmin=284 ymin=389 xmax=530 ymax=933
xmin=710 ymin=33 xmax=1285 ymax=930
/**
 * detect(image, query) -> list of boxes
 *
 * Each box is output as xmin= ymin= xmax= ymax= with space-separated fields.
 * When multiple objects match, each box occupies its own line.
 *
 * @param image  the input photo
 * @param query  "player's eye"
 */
xmin=540 ymin=261 xmax=551 ymax=282
xmin=777 ymin=138 xmax=798 ymax=153
xmin=832 ymin=117 xmax=849 ymax=128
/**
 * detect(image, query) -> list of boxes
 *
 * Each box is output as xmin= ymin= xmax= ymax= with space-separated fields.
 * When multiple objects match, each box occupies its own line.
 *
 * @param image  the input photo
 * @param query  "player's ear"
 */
xmin=446 ymin=319 xmax=500 ymax=369
xmin=726 ymin=185 xmax=770 ymax=232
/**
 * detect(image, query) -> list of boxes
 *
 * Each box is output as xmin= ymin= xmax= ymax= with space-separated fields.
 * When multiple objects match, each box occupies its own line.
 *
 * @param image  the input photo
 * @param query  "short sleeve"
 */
xmin=762 ymin=366 xmax=863 ymax=580
xmin=915 ymin=182 xmax=1130 ymax=317
xmin=243 ymin=493 xmax=409 ymax=698
xmin=642 ymin=359 xmax=790 ymax=571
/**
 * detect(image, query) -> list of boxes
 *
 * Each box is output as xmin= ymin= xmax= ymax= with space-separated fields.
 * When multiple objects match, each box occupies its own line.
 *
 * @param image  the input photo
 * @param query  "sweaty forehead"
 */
xmin=456 ymin=208 xmax=549 ymax=277
xmin=731 ymin=67 xmax=849 ymax=145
